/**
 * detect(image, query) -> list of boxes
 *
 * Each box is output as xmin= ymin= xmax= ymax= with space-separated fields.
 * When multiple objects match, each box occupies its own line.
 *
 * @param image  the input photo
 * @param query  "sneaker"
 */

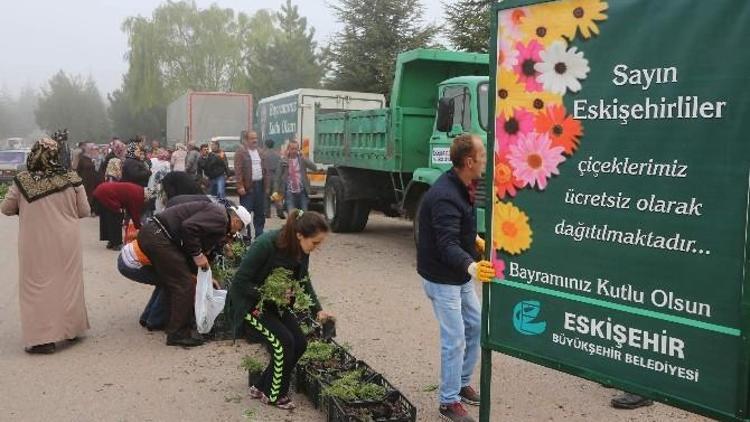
xmin=166 ymin=334 xmax=204 ymax=348
xmin=439 ymin=402 xmax=475 ymax=422
xmin=249 ymin=386 xmax=263 ymax=399
xmin=459 ymin=386 xmax=480 ymax=406
xmin=261 ymin=394 xmax=296 ymax=411
xmin=611 ymin=393 xmax=653 ymax=409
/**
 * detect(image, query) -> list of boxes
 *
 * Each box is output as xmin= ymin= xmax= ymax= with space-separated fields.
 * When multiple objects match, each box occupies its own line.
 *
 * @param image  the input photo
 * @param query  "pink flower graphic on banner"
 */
xmin=513 ymin=40 xmax=544 ymax=92
xmin=499 ymin=7 xmax=528 ymax=42
xmin=508 ymin=132 xmax=565 ymax=190
xmin=491 ymin=249 xmax=506 ymax=280
xmin=499 ymin=37 xmax=520 ymax=71
xmin=496 ymin=108 xmax=535 ymax=156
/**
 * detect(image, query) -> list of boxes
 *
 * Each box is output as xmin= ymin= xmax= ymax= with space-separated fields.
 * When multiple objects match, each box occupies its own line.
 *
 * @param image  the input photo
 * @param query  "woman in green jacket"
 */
xmin=226 ymin=210 xmax=332 ymax=410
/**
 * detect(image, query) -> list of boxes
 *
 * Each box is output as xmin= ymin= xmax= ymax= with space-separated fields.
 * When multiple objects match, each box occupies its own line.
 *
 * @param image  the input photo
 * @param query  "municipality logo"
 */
xmin=513 ymin=300 xmax=547 ymax=336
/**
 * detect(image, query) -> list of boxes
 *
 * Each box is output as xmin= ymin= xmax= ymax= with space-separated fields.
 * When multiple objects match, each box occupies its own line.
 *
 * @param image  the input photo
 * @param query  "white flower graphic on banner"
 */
xmin=535 ymin=40 xmax=590 ymax=95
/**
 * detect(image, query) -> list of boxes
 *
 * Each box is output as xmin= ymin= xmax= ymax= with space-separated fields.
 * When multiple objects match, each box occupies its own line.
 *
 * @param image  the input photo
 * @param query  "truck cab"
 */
xmin=408 ymin=76 xmax=490 ymax=235
xmin=314 ymin=49 xmax=489 ymax=235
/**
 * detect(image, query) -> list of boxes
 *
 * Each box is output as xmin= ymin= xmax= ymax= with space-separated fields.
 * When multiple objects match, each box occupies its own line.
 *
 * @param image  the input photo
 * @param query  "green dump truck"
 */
xmin=314 ymin=49 xmax=490 ymax=235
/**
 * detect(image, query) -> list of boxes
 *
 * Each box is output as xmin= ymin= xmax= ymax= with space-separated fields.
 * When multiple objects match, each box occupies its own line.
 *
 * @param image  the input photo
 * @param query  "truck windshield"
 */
xmin=478 ymin=83 xmax=489 ymax=132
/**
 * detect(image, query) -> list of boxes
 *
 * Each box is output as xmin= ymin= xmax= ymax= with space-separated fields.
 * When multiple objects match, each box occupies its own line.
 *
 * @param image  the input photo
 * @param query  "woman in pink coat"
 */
xmin=1 ymin=138 xmax=91 ymax=354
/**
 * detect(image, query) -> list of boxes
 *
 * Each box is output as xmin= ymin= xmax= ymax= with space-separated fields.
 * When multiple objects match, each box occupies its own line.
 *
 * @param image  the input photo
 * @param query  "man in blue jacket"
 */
xmin=417 ymin=133 xmax=494 ymax=422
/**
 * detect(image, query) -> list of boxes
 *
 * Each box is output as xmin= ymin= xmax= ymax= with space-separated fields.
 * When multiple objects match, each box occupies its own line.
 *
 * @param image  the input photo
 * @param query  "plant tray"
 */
xmin=326 ymin=387 xmax=417 ymax=422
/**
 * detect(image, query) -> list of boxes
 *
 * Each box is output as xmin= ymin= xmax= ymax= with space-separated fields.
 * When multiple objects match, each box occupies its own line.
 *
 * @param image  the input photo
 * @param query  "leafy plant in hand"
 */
xmin=257 ymin=267 xmax=313 ymax=315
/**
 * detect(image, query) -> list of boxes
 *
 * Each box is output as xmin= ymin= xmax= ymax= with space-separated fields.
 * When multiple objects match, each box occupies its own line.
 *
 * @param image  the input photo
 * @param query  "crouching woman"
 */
xmin=226 ymin=210 xmax=333 ymax=410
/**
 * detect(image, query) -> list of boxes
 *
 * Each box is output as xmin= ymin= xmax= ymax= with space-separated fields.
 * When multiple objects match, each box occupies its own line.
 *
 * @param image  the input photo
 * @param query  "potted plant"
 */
xmin=240 ymin=355 xmax=265 ymax=387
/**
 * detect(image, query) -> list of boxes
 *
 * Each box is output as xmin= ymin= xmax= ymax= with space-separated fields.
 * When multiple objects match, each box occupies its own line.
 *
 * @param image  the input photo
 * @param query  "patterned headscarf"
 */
xmin=14 ymin=137 xmax=82 ymax=203
xmin=126 ymin=142 xmax=141 ymax=160
xmin=27 ymin=138 xmax=66 ymax=176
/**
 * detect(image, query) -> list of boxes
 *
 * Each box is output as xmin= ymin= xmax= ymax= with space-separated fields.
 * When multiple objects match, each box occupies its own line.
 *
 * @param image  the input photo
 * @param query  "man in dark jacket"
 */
xmin=417 ymin=134 xmax=494 ymax=422
xmin=262 ymin=138 xmax=284 ymax=219
xmin=137 ymin=201 xmax=251 ymax=347
xmin=234 ymin=131 xmax=266 ymax=237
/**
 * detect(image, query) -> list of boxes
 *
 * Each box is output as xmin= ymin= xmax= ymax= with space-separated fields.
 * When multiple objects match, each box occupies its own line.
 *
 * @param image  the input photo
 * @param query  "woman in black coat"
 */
xmin=121 ymin=142 xmax=150 ymax=187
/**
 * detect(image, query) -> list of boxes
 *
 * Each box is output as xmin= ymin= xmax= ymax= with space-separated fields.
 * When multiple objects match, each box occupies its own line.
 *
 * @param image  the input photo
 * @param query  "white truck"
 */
xmin=166 ymin=91 xmax=253 ymax=146
xmin=257 ymin=89 xmax=385 ymax=199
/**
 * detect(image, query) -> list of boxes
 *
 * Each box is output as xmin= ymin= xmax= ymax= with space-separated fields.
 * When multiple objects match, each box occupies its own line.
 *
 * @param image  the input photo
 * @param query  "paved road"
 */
xmin=0 ymin=212 xmax=707 ymax=421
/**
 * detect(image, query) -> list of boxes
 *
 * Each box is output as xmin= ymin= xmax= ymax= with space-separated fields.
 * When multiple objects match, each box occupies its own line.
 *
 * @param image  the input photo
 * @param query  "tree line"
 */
xmin=0 ymin=0 xmax=494 ymax=143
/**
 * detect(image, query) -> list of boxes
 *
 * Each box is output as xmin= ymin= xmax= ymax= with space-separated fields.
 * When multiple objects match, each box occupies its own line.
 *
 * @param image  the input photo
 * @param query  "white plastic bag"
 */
xmin=195 ymin=267 xmax=227 ymax=334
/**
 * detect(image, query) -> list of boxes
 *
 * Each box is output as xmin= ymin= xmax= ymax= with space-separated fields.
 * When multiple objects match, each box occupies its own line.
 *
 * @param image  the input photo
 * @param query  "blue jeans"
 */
xmin=117 ymin=254 xmax=167 ymax=329
xmin=286 ymin=188 xmax=309 ymax=214
xmin=210 ymin=175 xmax=226 ymax=199
xmin=239 ymin=181 xmax=266 ymax=238
xmin=422 ymin=279 xmax=481 ymax=405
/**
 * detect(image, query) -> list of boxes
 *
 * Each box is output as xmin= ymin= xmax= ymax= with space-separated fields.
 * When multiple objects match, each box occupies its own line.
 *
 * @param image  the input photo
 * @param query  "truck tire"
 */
xmin=349 ymin=201 xmax=371 ymax=233
xmin=324 ymin=176 xmax=355 ymax=233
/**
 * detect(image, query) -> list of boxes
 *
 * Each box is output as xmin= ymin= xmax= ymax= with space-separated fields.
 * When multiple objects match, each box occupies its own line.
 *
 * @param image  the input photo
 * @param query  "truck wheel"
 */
xmin=349 ymin=201 xmax=371 ymax=233
xmin=324 ymin=176 xmax=354 ymax=233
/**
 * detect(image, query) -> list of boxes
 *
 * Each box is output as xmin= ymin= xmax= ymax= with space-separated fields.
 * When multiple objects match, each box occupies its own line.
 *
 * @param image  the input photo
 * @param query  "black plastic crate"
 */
xmin=296 ymin=364 xmax=324 ymax=409
xmin=324 ymin=372 xmax=416 ymax=422
xmin=296 ymin=341 xmax=357 ymax=408
xmin=326 ymin=391 xmax=417 ymax=422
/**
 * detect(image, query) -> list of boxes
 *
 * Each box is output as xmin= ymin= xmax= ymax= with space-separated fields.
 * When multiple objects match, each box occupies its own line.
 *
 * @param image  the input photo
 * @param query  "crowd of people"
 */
xmin=0 ymin=130 xmax=654 ymax=417
xmin=1 ymin=130 xmax=336 ymax=411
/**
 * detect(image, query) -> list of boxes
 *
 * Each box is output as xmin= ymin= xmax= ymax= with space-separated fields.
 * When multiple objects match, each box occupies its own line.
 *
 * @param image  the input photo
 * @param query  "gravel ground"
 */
xmin=0 ymin=211 xmax=710 ymax=422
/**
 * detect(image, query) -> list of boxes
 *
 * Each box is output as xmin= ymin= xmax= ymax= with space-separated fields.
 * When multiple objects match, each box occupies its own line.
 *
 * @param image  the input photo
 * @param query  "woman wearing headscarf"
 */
xmin=76 ymin=143 xmax=103 ymax=214
xmin=122 ymin=142 xmax=150 ymax=187
xmin=1 ymin=138 xmax=91 ymax=354
xmin=171 ymin=143 xmax=187 ymax=172
xmin=103 ymin=139 xmax=127 ymax=182
xmin=145 ymin=148 xmax=172 ymax=216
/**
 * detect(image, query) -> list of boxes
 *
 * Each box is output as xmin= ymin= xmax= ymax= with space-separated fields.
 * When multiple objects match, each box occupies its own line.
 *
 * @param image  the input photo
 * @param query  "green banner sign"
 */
xmin=259 ymin=95 xmax=299 ymax=146
xmin=483 ymin=1 xmax=750 ymax=420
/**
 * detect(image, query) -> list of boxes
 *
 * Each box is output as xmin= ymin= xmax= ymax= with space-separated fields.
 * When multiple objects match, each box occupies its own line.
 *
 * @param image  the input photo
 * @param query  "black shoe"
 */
xmin=166 ymin=334 xmax=204 ymax=348
xmin=611 ymin=393 xmax=653 ymax=409
xmin=25 ymin=343 xmax=56 ymax=354
xmin=277 ymin=211 xmax=286 ymax=219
